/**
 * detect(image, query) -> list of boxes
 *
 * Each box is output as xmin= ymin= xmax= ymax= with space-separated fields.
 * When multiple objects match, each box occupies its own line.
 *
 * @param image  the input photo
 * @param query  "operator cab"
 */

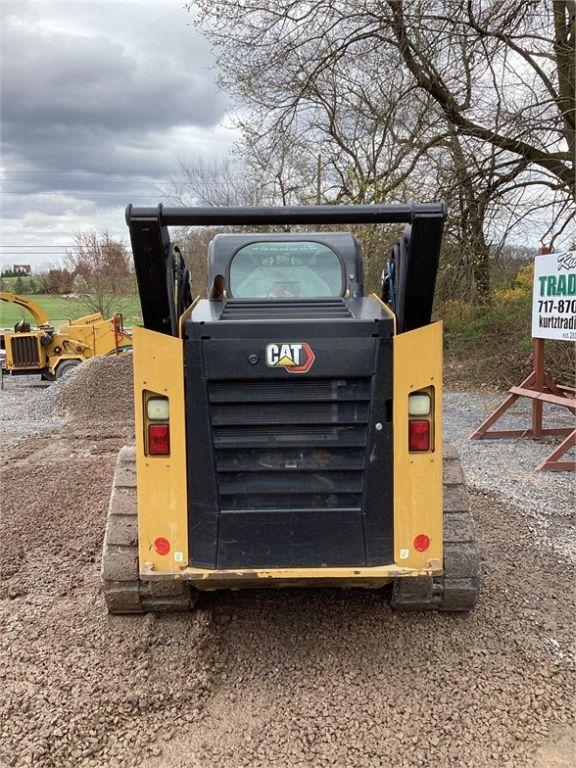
xmin=207 ymin=232 xmax=365 ymax=300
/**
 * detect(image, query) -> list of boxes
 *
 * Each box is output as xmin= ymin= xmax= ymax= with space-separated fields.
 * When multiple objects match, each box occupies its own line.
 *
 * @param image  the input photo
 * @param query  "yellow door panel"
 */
xmin=133 ymin=326 xmax=188 ymax=573
xmin=393 ymin=322 xmax=443 ymax=571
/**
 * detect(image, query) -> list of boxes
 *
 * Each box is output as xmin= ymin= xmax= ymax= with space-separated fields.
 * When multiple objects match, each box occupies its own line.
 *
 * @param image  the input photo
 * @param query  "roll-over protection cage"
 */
xmin=125 ymin=203 xmax=446 ymax=336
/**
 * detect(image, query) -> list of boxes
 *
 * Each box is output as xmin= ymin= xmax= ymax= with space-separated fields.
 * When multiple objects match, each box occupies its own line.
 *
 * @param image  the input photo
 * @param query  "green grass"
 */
xmin=0 ymin=294 xmax=142 ymax=327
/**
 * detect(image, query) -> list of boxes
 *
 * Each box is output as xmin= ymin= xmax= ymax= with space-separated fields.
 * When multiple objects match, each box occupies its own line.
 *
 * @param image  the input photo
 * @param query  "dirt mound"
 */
xmin=53 ymin=354 xmax=134 ymax=425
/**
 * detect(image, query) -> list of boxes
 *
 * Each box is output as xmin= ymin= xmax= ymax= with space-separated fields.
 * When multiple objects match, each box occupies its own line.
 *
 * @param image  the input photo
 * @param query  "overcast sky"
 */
xmin=1 ymin=2 xmax=572 ymax=275
xmin=1 ymin=1 xmax=237 ymax=271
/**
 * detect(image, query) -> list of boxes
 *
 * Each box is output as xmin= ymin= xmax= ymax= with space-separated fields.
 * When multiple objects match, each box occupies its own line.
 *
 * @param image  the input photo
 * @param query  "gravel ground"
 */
xmin=444 ymin=391 xmax=575 ymax=563
xmin=0 ymin=374 xmax=65 ymax=446
xmin=0 ymin=369 xmax=574 ymax=768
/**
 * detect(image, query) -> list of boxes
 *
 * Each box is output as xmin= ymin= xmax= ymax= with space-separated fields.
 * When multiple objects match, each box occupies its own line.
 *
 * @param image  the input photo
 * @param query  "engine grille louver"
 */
xmin=208 ymin=377 xmax=371 ymax=513
xmin=9 ymin=336 xmax=41 ymax=367
xmin=220 ymin=298 xmax=352 ymax=320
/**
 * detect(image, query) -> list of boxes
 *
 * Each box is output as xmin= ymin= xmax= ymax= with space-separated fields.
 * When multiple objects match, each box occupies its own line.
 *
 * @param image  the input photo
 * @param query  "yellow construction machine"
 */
xmin=0 ymin=292 xmax=132 ymax=380
xmin=101 ymin=203 xmax=480 ymax=614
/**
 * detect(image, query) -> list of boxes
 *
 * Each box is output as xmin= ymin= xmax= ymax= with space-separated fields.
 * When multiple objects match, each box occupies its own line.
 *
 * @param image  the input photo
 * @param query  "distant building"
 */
xmin=13 ymin=264 xmax=32 ymax=275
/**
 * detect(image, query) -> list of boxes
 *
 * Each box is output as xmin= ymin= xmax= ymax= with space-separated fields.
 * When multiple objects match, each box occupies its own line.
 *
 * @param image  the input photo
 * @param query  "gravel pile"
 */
xmin=51 ymin=354 xmax=134 ymax=425
xmin=0 ymin=354 xmax=134 ymax=447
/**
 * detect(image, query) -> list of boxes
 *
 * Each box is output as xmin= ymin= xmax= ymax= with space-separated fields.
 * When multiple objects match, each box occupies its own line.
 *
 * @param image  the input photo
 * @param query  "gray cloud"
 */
xmin=2 ymin=16 xmax=225 ymax=134
xmin=0 ymin=1 xmax=235 ymax=267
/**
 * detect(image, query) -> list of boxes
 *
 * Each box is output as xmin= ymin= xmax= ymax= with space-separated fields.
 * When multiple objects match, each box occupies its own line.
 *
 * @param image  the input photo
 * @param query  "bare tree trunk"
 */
xmin=470 ymin=226 xmax=491 ymax=305
xmin=448 ymin=135 xmax=491 ymax=304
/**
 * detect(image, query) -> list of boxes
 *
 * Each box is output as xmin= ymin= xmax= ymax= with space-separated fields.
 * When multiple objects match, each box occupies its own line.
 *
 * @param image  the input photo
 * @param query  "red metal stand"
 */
xmin=470 ymin=339 xmax=576 ymax=471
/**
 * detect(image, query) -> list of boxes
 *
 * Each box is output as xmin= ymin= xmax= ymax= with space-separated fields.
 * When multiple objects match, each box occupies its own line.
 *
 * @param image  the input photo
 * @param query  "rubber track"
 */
xmin=101 ymin=445 xmax=480 ymax=614
xmin=101 ymin=446 xmax=195 ymax=614
xmin=390 ymin=443 xmax=481 ymax=612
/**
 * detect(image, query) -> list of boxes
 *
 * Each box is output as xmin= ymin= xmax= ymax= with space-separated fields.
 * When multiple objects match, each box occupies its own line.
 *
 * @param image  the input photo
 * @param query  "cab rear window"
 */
xmin=229 ymin=241 xmax=343 ymax=299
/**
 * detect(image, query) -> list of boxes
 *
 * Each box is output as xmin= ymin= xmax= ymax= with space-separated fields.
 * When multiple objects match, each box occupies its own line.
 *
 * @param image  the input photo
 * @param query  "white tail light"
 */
xmin=147 ymin=396 xmax=169 ymax=421
xmin=409 ymin=392 xmax=431 ymax=416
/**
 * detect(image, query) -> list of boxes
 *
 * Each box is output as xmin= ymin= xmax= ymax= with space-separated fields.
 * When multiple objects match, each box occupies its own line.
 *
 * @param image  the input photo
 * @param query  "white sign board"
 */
xmin=532 ymin=250 xmax=576 ymax=341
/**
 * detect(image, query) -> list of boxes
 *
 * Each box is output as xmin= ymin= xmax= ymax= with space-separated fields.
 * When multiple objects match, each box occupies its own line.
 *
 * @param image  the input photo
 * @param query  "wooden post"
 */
xmin=532 ymin=338 xmax=545 ymax=438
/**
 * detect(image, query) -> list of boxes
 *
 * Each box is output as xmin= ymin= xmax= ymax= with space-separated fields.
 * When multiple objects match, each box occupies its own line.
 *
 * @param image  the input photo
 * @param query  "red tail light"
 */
xmin=409 ymin=420 xmax=430 ymax=451
xmin=148 ymin=423 xmax=170 ymax=455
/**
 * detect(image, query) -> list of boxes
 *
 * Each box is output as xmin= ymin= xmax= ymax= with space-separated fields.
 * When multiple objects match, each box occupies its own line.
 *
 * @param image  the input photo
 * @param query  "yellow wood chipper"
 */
xmin=0 ymin=292 xmax=132 ymax=380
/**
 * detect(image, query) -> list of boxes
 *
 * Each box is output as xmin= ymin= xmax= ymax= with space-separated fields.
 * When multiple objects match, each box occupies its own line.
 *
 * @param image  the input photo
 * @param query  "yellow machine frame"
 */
xmin=133 ymin=319 xmax=443 ymax=589
xmin=0 ymin=293 xmax=51 ymax=325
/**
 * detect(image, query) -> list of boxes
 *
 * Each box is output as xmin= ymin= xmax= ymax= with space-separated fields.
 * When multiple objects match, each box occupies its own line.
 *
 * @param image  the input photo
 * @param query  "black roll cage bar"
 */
xmin=125 ymin=203 xmax=446 ymax=335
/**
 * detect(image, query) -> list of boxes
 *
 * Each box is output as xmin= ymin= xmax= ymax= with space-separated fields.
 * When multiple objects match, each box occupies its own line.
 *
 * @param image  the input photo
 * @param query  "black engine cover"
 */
xmin=184 ymin=297 xmax=394 ymax=570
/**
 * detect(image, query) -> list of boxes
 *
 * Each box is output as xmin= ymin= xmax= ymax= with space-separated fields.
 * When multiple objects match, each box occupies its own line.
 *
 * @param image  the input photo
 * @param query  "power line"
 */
xmin=1 ymin=180 xmax=174 ymax=185
xmin=0 ymin=231 xmax=126 ymax=235
xmin=0 ymin=190 xmax=175 ymax=202
xmin=0 ymin=245 xmax=133 ymax=248
xmin=1 ymin=256 xmax=90 ymax=260
xmin=2 ymin=169 xmax=179 ymax=174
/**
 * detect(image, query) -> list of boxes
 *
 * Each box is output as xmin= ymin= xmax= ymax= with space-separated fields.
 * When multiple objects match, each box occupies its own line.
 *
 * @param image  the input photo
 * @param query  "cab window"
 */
xmin=229 ymin=241 xmax=343 ymax=299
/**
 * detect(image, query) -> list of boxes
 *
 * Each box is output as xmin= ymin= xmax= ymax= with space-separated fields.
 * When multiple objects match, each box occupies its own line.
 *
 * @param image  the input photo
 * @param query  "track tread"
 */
xmin=391 ymin=443 xmax=481 ymax=613
xmin=443 ymin=511 xmax=476 ymax=543
xmin=101 ymin=446 xmax=196 ymax=615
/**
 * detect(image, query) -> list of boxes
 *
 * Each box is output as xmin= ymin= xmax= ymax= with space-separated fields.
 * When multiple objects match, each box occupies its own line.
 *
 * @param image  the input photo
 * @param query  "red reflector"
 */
xmin=148 ymin=423 xmax=170 ymax=455
xmin=409 ymin=420 xmax=430 ymax=451
xmin=154 ymin=537 xmax=170 ymax=556
xmin=414 ymin=534 xmax=430 ymax=552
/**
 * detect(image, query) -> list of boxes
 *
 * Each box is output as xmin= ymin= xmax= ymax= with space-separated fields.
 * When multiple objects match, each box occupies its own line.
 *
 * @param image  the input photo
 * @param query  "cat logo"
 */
xmin=265 ymin=342 xmax=316 ymax=373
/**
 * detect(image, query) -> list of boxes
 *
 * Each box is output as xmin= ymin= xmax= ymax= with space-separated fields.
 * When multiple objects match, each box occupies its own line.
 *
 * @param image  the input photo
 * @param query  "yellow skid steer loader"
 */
xmin=101 ymin=204 xmax=480 ymax=613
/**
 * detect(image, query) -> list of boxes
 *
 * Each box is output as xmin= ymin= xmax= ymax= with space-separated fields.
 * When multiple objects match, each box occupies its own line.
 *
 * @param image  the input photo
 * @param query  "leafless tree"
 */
xmin=65 ymin=231 xmax=134 ymax=318
xmin=193 ymin=0 xmax=573 ymax=190
xmin=175 ymin=226 xmax=223 ymax=297
xmin=173 ymin=157 xmax=269 ymax=207
xmin=190 ymin=0 xmax=575 ymax=300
